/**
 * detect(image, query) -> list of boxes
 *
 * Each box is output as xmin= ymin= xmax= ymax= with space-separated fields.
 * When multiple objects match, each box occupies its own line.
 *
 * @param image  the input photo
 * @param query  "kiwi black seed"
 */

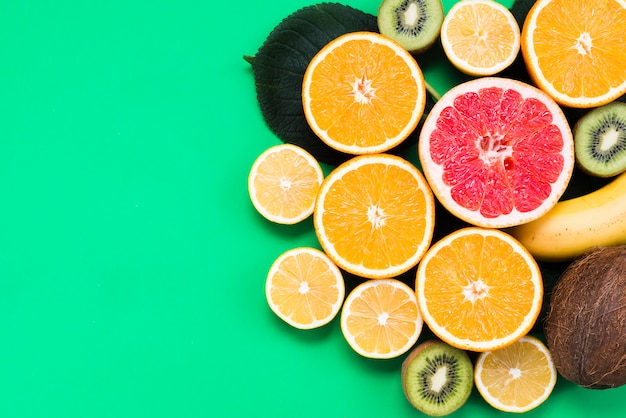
xmin=574 ymin=101 xmax=626 ymax=177
xmin=377 ymin=0 xmax=444 ymax=53
xmin=401 ymin=340 xmax=473 ymax=416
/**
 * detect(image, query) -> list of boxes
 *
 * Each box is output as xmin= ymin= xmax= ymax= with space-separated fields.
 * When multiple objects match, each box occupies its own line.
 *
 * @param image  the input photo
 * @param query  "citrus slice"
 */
xmin=265 ymin=247 xmax=345 ymax=330
xmin=474 ymin=335 xmax=557 ymax=412
xmin=441 ymin=0 xmax=520 ymax=76
xmin=418 ymin=77 xmax=575 ymax=228
xmin=521 ymin=0 xmax=626 ymax=108
xmin=314 ymin=153 xmax=435 ymax=279
xmin=248 ymin=143 xmax=324 ymax=224
xmin=302 ymin=31 xmax=426 ymax=155
xmin=415 ymin=227 xmax=543 ymax=352
xmin=340 ymin=278 xmax=423 ymax=359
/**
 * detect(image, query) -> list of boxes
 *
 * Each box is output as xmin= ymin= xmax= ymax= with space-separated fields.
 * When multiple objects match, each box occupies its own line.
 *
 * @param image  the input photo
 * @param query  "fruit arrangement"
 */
xmin=245 ymin=0 xmax=626 ymax=415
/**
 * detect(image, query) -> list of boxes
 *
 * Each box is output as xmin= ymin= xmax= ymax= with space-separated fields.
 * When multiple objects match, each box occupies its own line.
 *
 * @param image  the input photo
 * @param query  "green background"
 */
xmin=1 ymin=0 xmax=624 ymax=416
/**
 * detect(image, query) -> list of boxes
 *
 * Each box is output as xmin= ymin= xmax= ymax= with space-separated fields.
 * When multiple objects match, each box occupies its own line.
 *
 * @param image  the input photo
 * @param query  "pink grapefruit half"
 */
xmin=418 ymin=77 xmax=574 ymax=228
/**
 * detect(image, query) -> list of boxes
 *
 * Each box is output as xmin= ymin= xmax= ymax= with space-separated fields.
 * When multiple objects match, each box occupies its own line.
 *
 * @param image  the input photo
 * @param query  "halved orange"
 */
xmin=314 ymin=153 xmax=435 ymax=279
xmin=265 ymin=247 xmax=345 ymax=330
xmin=474 ymin=335 xmax=557 ymax=412
xmin=441 ymin=0 xmax=520 ymax=76
xmin=415 ymin=227 xmax=543 ymax=352
xmin=521 ymin=0 xmax=626 ymax=108
xmin=248 ymin=143 xmax=324 ymax=224
xmin=302 ymin=31 xmax=426 ymax=155
xmin=340 ymin=278 xmax=423 ymax=359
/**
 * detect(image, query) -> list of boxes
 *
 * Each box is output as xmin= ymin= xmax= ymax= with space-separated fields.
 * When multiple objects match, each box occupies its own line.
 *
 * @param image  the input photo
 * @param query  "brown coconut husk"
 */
xmin=544 ymin=245 xmax=626 ymax=389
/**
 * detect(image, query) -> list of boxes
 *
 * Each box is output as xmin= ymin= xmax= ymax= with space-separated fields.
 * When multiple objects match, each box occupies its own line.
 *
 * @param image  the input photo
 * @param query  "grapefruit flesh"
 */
xmin=418 ymin=77 xmax=574 ymax=228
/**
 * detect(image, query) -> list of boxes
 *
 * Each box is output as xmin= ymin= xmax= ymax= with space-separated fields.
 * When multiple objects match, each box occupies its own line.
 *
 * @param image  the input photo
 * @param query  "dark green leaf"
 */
xmin=499 ymin=0 xmax=537 ymax=85
xmin=561 ymin=167 xmax=613 ymax=200
xmin=533 ymin=260 xmax=569 ymax=333
xmin=509 ymin=0 xmax=537 ymax=28
xmin=245 ymin=3 xmax=379 ymax=165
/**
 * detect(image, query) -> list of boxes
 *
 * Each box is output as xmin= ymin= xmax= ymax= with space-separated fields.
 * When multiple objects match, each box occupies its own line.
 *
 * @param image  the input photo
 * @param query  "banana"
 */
xmin=506 ymin=171 xmax=626 ymax=262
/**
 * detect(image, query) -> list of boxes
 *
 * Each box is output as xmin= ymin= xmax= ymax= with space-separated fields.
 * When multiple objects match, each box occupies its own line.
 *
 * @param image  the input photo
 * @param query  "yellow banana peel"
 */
xmin=507 ymin=171 xmax=626 ymax=262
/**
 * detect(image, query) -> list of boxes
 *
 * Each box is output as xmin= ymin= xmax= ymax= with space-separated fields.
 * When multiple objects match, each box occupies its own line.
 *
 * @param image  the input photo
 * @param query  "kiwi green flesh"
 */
xmin=401 ymin=341 xmax=473 ymax=416
xmin=377 ymin=0 xmax=444 ymax=53
xmin=574 ymin=102 xmax=626 ymax=177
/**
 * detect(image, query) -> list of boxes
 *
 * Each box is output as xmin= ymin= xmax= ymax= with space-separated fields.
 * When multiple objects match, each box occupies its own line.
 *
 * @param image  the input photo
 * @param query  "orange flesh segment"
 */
xmin=531 ymin=0 xmax=626 ymax=100
xmin=267 ymin=248 xmax=344 ymax=329
xmin=342 ymin=280 xmax=421 ymax=357
xmin=269 ymin=252 xmax=340 ymax=325
xmin=476 ymin=337 xmax=556 ymax=411
xmin=446 ymin=2 xmax=517 ymax=68
xmin=480 ymin=344 xmax=552 ymax=407
xmin=421 ymin=233 xmax=538 ymax=342
xmin=320 ymin=162 xmax=430 ymax=271
xmin=251 ymin=146 xmax=322 ymax=222
xmin=307 ymin=37 xmax=420 ymax=148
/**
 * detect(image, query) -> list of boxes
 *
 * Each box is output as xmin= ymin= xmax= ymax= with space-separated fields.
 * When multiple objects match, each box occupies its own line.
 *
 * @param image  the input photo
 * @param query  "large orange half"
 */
xmin=415 ymin=227 xmax=543 ymax=352
xmin=521 ymin=0 xmax=626 ymax=108
xmin=314 ymin=153 xmax=435 ymax=279
xmin=302 ymin=32 xmax=426 ymax=155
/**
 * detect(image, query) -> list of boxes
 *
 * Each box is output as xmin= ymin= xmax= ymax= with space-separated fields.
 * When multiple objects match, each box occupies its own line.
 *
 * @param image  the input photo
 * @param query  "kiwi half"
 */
xmin=574 ymin=101 xmax=626 ymax=177
xmin=401 ymin=340 xmax=473 ymax=416
xmin=377 ymin=0 xmax=444 ymax=53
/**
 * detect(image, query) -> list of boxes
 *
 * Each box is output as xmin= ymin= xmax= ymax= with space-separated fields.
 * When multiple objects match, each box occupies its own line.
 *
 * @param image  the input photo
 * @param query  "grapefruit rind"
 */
xmin=418 ymin=77 xmax=575 ymax=229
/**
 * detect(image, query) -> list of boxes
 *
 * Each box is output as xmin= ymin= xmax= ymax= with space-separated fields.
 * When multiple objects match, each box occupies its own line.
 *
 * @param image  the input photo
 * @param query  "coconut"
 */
xmin=544 ymin=245 xmax=626 ymax=389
